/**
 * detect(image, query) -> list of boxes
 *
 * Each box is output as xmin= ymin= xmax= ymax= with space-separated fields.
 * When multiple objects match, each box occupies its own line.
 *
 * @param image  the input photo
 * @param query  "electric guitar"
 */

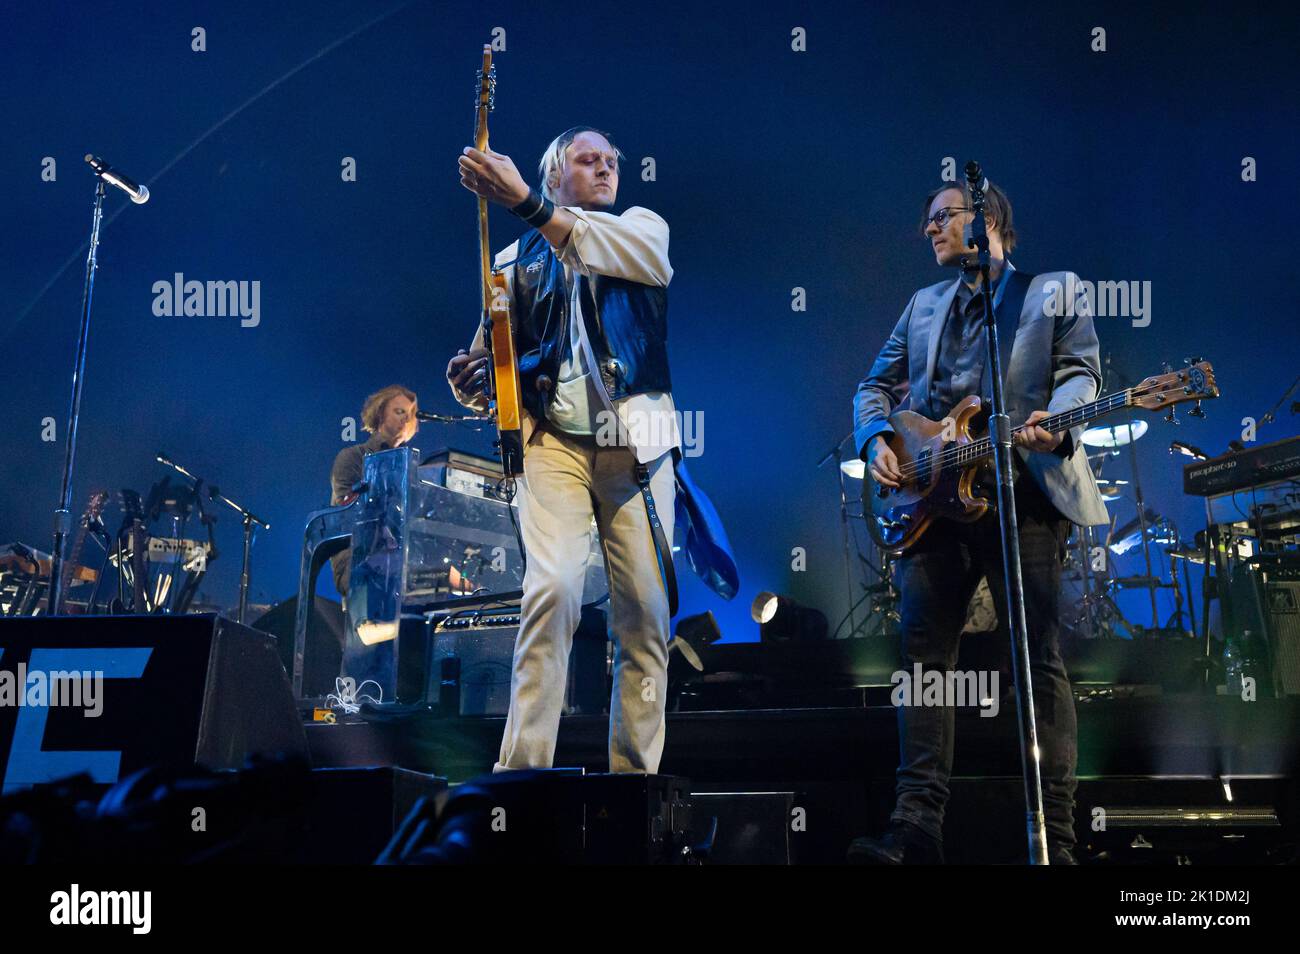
xmin=862 ymin=360 xmax=1219 ymax=554
xmin=473 ymin=44 xmax=524 ymax=476
xmin=53 ymin=489 xmax=108 ymax=612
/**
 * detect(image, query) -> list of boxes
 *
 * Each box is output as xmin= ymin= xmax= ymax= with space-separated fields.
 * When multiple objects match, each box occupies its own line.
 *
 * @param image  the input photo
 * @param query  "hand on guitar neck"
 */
xmin=458 ymin=146 xmax=578 ymax=249
xmin=1012 ymin=410 xmax=1063 ymax=453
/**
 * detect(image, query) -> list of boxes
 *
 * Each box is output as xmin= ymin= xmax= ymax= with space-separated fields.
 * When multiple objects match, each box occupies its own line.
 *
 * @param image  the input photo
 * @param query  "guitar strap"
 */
xmin=992 ymin=267 xmax=1035 ymax=384
xmin=570 ymin=274 xmax=679 ymax=618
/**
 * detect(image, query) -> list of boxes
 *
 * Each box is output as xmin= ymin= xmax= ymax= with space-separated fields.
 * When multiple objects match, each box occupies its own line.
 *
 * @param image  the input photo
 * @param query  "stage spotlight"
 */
xmin=751 ymin=591 xmax=828 ymax=642
xmin=751 ymin=591 xmax=780 ymax=624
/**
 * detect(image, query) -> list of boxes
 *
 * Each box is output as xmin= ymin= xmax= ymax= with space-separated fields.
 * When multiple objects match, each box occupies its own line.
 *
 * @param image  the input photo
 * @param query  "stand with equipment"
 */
xmin=156 ymin=452 xmax=269 ymax=624
xmin=48 ymin=156 xmax=150 ymax=615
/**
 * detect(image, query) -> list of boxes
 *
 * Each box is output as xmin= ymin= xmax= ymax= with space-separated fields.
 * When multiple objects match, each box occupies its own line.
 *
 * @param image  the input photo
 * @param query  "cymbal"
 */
xmin=1109 ymin=510 xmax=1174 ymax=554
xmin=1082 ymin=420 xmax=1148 ymax=448
xmin=840 ymin=458 xmax=866 ymax=480
xmin=1094 ymin=477 xmax=1130 ymax=499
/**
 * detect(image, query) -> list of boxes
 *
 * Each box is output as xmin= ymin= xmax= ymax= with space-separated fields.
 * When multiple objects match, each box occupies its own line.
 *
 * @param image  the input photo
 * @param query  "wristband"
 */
xmin=509 ymin=188 xmax=555 ymax=228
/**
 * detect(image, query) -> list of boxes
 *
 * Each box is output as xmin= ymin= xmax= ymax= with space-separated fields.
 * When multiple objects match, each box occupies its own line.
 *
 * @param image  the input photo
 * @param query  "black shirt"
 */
xmin=328 ymin=433 xmax=391 ymax=594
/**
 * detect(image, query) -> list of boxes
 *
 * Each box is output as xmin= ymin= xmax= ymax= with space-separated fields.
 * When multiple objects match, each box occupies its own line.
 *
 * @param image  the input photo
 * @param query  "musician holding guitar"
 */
xmin=850 ymin=177 xmax=1220 ymax=864
xmin=447 ymin=123 xmax=679 ymax=775
xmin=849 ymin=179 xmax=1109 ymax=866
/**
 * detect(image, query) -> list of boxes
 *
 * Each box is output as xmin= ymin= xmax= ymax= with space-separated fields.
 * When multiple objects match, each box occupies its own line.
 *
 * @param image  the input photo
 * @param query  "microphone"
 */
xmin=85 ymin=154 xmax=150 ymax=204
xmin=964 ymin=160 xmax=988 ymax=194
xmin=10 ymin=542 xmax=40 ymax=563
xmin=1169 ymin=440 xmax=1208 ymax=460
xmin=416 ymin=410 xmax=488 ymax=422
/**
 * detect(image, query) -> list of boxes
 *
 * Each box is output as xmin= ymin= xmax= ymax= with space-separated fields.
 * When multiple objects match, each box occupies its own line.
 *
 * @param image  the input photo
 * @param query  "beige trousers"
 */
xmin=494 ymin=421 xmax=676 ymax=774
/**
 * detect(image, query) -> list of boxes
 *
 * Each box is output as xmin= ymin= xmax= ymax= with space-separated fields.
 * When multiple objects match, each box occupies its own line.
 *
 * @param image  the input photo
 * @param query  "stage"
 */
xmin=306 ymin=691 xmax=1300 ymax=864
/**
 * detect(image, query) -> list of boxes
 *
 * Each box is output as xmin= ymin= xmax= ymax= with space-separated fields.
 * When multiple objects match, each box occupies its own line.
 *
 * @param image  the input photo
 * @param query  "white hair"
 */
xmin=537 ymin=126 xmax=625 ymax=201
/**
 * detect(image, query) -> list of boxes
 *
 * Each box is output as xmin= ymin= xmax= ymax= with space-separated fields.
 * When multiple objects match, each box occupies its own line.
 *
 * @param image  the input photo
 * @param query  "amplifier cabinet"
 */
xmin=408 ymin=605 xmax=609 ymax=715
xmin=1230 ymin=562 xmax=1300 ymax=695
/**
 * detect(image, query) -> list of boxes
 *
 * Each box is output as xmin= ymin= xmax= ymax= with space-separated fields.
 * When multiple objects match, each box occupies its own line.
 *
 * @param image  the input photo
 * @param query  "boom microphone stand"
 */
xmin=962 ymin=160 xmax=1049 ymax=865
xmin=48 ymin=156 xmax=149 ymax=615
xmin=47 ymin=178 xmax=107 ymax=616
xmin=157 ymin=452 xmax=269 ymax=623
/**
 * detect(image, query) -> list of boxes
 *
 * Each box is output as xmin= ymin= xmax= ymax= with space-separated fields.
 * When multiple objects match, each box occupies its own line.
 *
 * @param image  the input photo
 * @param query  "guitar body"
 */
xmin=486 ymin=266 xmax=524 ymax=473
xmin=864 ymin=395 xmax=991 ymax=554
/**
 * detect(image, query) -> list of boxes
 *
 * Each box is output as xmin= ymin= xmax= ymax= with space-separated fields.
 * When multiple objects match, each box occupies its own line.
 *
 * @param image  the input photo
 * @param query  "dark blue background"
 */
xmin=3 ymin=0 xmax=1296 ymax=641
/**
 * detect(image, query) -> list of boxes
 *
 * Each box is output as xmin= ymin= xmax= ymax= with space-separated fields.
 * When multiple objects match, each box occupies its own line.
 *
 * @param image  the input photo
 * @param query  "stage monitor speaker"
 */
xmin=690 ymin=791 xmax=800 ymax=864
xmin=0 ymin=613 xmax=308 ymax=792
xmin=251 ymin=594 xmax=345 ymax=699
xmin=379 ymin=770 xmax=694 ymax=864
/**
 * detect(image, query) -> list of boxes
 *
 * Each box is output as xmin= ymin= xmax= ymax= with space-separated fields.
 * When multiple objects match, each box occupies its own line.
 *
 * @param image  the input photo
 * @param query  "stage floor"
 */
xmin=306 ymin=693 xmax=1300 ymax=863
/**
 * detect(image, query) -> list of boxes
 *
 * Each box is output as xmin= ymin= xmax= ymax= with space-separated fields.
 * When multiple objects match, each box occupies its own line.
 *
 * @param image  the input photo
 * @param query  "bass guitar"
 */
xmin=863 ymin=360 xmax=1219 ymax=554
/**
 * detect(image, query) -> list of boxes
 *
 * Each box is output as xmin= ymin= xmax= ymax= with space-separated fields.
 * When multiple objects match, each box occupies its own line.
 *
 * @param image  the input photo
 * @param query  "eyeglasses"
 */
xmin=925 ymin=207 xmax=973 ymax=229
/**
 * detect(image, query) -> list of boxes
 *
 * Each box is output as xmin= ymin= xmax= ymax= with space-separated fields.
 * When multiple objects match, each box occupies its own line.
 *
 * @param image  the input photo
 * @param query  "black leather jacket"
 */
xmin=509 ymin=228 xmax=671 ymax=421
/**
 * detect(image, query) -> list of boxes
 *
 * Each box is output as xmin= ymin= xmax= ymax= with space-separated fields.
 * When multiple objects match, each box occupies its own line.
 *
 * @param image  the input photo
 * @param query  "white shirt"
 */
xmin=495 ymin=205 xmax=680 ymax=464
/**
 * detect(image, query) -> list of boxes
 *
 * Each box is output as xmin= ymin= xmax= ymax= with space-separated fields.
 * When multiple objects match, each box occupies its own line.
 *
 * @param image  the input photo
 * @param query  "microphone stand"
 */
xmin=962 ymin=161 xmax=1049 ymax=865
xmin=818 ymin=433 xmax=862 ymax=638
xmin=1257 ymin=373 xmax=1300 ymax=428
xmin=47 ymin=179 xmax=107 ymax=616
xmin=415 ymin=410 xmax=491 ymax=423
xmin=157 ymin=454 xmax=269 ymax=624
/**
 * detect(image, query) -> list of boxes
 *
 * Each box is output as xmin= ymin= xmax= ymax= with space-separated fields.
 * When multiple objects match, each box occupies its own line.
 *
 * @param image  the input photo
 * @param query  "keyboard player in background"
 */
xmin=328 ymin=384 xmax=419 ymax=598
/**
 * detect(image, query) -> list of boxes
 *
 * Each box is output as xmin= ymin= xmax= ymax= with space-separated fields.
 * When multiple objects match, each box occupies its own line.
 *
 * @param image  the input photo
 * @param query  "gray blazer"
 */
xmin=853 ymin=269 xmax=1110 ymax=527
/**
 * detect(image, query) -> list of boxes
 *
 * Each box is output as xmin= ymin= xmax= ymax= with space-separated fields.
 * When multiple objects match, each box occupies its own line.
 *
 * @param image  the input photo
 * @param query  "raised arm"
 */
xmin=552 ymin=206 xmax=672 ymax=286
xmin=457 ymin=146 xmax=671 ymax=285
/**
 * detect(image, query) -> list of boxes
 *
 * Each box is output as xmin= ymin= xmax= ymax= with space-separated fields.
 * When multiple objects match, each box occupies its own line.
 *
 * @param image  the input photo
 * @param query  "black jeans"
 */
xmin=890 ymin=475 xmax=1078 ymax=847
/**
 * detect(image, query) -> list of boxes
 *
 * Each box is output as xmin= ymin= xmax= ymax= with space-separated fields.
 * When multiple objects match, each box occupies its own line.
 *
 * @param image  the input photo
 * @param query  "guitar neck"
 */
xmin=58 ymin=520 xmax=90 ymax=600
xmin=957 ymin=389 xmax=1134 ymax=466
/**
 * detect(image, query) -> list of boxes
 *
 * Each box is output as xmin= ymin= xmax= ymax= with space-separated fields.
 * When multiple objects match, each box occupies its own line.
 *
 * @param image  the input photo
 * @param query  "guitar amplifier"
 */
xmin=1229 ymin=560 xmax=1300 ymax=695
xmin=401 ymin=604 xmax=609 ymax=715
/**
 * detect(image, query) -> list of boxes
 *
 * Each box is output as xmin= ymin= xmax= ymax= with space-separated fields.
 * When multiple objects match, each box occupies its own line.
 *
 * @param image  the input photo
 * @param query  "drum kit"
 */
xmin=1062 ymin=417 xmax=1195 ymax=640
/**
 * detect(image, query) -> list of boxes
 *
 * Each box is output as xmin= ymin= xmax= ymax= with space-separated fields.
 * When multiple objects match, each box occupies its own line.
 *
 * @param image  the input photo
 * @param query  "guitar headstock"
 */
xmin=474 ymin=45 xmax=495 ymax=148
xmin=1131 ymin=360 xmax=1219 ymax=412
xmin=84 ymin=490 xmax=109 ymax=524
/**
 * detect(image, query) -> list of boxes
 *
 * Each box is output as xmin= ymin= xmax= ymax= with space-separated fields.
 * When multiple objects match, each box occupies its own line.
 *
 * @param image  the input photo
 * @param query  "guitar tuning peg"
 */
xmin=1164 ymin=406 xmax=1179 ymax=424
xmin=1189 ymin=400 xmax=1206 ymax=419
xmin=1184 ymin=355 xmax=1203 ymax=366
